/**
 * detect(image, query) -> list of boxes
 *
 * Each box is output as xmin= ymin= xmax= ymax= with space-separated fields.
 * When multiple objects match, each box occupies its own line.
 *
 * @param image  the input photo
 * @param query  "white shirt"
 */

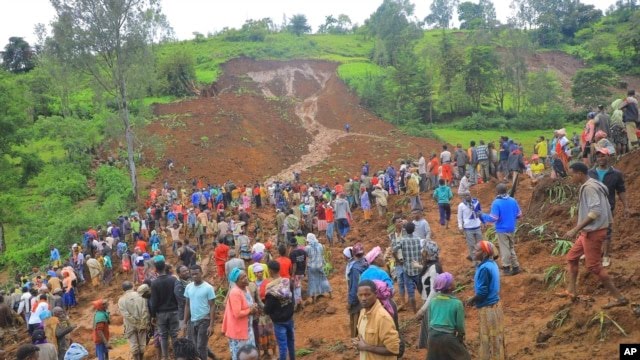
xmin=457 ymin=202 xmax=482 ymax=230
xmin=440 ymin=151 xmax=452 ymax=163
xmin=418 ymin=156 xmax=426 ymax=174
xmin=105 ymin=236 xmax=115 ymax=248
xmin=17 ymin=292 xmax=32 ymax=315
xmin=252 ymin=242 xmax=266 ymax=254
xmin=29 ymin=301 xmax=49 ymax=325
xmin=458 ymin=176 xmax=470 ymax=195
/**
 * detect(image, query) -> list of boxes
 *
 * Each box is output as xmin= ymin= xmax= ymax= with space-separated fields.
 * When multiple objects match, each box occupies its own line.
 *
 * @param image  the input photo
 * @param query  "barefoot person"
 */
xmin=562 ymin=162 xmax=628 ymax=309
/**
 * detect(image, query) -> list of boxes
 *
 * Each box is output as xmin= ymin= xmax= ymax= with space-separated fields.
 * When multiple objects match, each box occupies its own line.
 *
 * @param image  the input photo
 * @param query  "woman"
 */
xmin=610 ymin=99 xmax=628 ymax=154
xmin=247 ymin=264 xmax=277 ymax=359
xmin=426 ymin=273 xmax=470 ymax=360
xmin=222 ymin=268 xmax=257 ymax=360
xmin=416 ymin=240 xmax=443 ymax=349
xmin=581 ymin=112 xmax=597 ymax=166
xmin=360 ymin=187 xmax=372 ymax=222
xmin=372 ymin=279 xmax=404 ymax=358
xmin=305 ymin=234 xmax=332 ymax=303
xmin=466 ymin=241 xmax=505 ymax=360
xmin=360 ymin=246 xmax=393 ymax=290
xmin=61 ymin=271 xmax=76 ymax=309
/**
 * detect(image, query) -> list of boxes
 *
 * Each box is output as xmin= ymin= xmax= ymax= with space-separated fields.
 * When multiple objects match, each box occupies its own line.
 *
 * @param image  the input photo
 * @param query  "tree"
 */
xmin=527 ymin=70 xmax=561 ymax=113
xmin=50 ymin=0 xmax=172 ymax=201
xmin=288 ymin=14 xmax=311 ymax=36
xmin=366 ymin=0 xmax=421 ymax=66
xmin=571 ymin=65 xmax=618 ymax=108
xmin=618 ymin=11 xmax=640 ymax=63
xmin=426 ymin=0 xmax=459 ymax=29
xmin=157 ymin=51 xmax=196 ymax=96
xmin=318 ymin=14 xmax=352 ymax=34
xmin=1 ymin=37 xmax=35 ymax=73
xmin=464 ymin=46 xmax=498 ymax=110
xmin=458 ymin=0 xmax=497 ymax=29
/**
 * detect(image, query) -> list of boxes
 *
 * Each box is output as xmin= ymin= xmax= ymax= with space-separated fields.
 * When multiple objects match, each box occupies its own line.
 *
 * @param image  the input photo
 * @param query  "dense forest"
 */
xmin=0 ymin=0 xmax=639 ymax=270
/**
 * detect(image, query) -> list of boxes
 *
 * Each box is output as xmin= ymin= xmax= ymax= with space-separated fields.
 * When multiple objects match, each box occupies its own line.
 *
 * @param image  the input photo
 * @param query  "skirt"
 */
xmin=427 ymin=330 xmax=471 ymax=360
xmin=478 ymin=304 xmax=506 ymax=360
xmin=418 ymin=308 xmax=429 ymax=349
xmin=228 ymin=326 xmax=255 ymax=360
xmin=611 ymin=123 xmax=628 ymax=145
xmin=63 ymin=289 xmax=77 ymax=307
xmin=256 ymin=314 xmax=276 ymax=351
xmin=317 ymin=219 xmax=327 ymax=231
xmin=307 ymin=267 xmax=331 ymax=297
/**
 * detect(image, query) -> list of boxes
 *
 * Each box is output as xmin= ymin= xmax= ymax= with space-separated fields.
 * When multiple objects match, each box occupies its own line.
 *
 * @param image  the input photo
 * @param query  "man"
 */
xmin=454 ymin=144 xmax=468 ymax=181
xmin=225 ymin=250 xmax=245 ymax=284
xmin=562 ymin=162 xmax=628 ymax=308
xmin=352 ymin=280 xmax=400 ymax=360
xmin=371 ymin=184 xmax=389 ymax=217
xmin=275 ymin=209 xmax=286 ymax=246
xmin=346 ymin=243 xmax=368 ymax=338
xmin=587 ymin=148 xmax=630 ymax=267
xmin=498 ymin=136 xmax=510 ymax=182
xmin=392 ymin=222 xmax=422 ymax=313
xmin=167 ymin=222 xmax=183 ymax=254
xmin=284 ymin=209 xmax=300 ymax=245
xmin=620 ymin=89 xmax=639 ymax=150
xmin=468 ymin=141 xmax=478 ymax=184
xmin=334 ymin=192 xmax=352 ymax=243
xmin=263 ymin=261 xmax=295 ymax=360
xmin=50 ymin=245 xmax=61 ymax=268
xmin=28 ymin=294 xmax=49 ymax=335
xmin=433 ymin=179 xmax=453 ymax=228
xmin=481 ymin=183 xmax=522 ymax=276
xmin=535 ymin=136 xmax=548 ymax=165
xmin=427 ymin=153 xmax=440 ymax=191
xmin=418 ymin=152 xmax=427 ymax=192
xmin=457 ymin=192 xmax=484 ymax=264
xmin=324 ymin=200 xmax=335 ymax=245
xmin=412 ymin=210 xmax=431 ymax=247
xmin=118 ymin=281 xmax=149 ymax=360
xmin=184 ymin=265 xmax=216 ymax=360
xmin=476 ymin=140 xmax=491 ymax=182
xmin=174 ymin=265 xmax=191 ymax=336
xmin=150 ymin=259 xmax=179 ymax=359
xmin=406 ymin=171 xmax=422 ymax=211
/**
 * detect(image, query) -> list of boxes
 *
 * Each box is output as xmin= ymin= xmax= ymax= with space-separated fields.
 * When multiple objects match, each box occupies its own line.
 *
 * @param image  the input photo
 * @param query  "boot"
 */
xmin=505 ymin=267 xmax=521 ymax=276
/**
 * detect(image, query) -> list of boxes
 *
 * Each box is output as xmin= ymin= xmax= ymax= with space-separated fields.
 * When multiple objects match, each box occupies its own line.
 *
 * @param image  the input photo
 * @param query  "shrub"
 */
xmin=157 ymin=51 xmax=197 ymax=97
xmin=30 ymin=163 xmax=88 ymax=201
xmin=95 ymin=165 xmax=133 ymax=205
xmin=457 ymin=113 xmax=508 ymax=130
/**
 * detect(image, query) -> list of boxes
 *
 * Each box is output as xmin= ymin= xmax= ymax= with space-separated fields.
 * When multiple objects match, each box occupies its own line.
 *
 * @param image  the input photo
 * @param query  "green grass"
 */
xmin=12 ymin=138 xmax=66 ymax=163
xmin=141 ymin=96 xmax=178 ymax=106
xmin=431 ymin=123 xmax=582 ymax=156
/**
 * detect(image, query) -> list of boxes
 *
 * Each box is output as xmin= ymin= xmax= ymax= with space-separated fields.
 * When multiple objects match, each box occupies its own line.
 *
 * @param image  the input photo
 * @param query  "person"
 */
xmin=61 ymin=270 xmax=76 ymax=309
xmin=534 ymin=136 xmax=548 ymax=165
xmin=412 ymin=210 xmax=431 ymax=246
xmin=352 ymin=280 xmax=400 ymax=360
xmin=345 ymin=123 xmax=350 ymax=133
xmin=392 ymin=222 xmax=422 ymax=313
xmin=174 ymin=265 xmax=191 ymax=337
xmin=426 ymin=273 xmax=470 ymax=360
xmin=305 ymin=233 xmax=332 ymax=302
xmin=50 ymin=246 xmax=61 ymax=268
xmin=173 ymin=338 xmax=200 ymax=360
xmin=225 ymin=250 xmax=246 ymax=285
xmin=214 ymin=238 xmax=230 ymax=279
xmin=184 ymin=265 xmax=217 ymax=360
xmin=346 ymin=243 xmax=368 ymax=338
xmin=457 ymin=192 xmax=484 ymax=264
xmin=561 ymin=162 xmax=628 ymax=309
xmin=610 ymin=99 xmax=629 ymax=154
xmin=594 ymin=104 xmax=611 ymax=137
xmin=620 ymin=89 xmax=639 ymax=150
xmin=527 ymin=155 xmax=545 ymax=184
xmin=246 ymin=263 xmax=277 ymax=359
xmin=587 ymin=147 xmax=629 ymax=267
xmin=553 ymin=129 xmax=571 ymax=178
xmin=223 ymin=268 xmax=257 ymax=360
xmin=150 ymin=259 xmax=179 ymax=359
xmin=32 ymin=328 xmax=58 ymax=360
xmin=466 ymin=241 xmax=505 ymax=360
xmin=360 ymin=186 xmax=372 ymax=222
xmin=236 ymin=344 xmax=260 ymax=360
xmin=371 ymin=184 xmax=389 ymax=217
xmin=360 ymin=247 xmax=393 ymax=293
xmin=454 ymin=144 xmax=468 ymax=181
xmin=284 ymin=210 xmax=300 ymax=245
xmin=334 ymin=193 xmax=352 ymax=243
xmin=418 ymin=152 xmax=428 ymax=192
xmin=481 ymin=183 xmax=522 ymax=276
xmin=85 ymin=255 xmax=103 ymax=288
xmin=17 ymin=344 xmax=40 ymax=360
xmin=118 ymin=281 xmax=149 ymax=360
xmin=323 ymin=201 xmax=335 ymax=245
xmin=406 ymin=170 xmax=423 ymax=211
xmin=440 ymin=145 xmax=453 ymax=185
xmin=415 ymin=240 xmax=443 ymax=349
xmin=433 ymin=179 xmax=453 ymax=228
xmin=275 ymin=245 xmax=292 ymax=279
xmin=506 ymin=146 xmax=525 ymax=196
xmin=289 ymin=240 xmax=307 ymax=310
xmin=92 ymin=299 xmax=111 ymax=360
xmin=476 ymin=140 xmax=490 ymax=183
xmin=264 ymin=261 xmax=296 ymax=360
xmin=28 ymin=294 xmax=49 ymax=335
xmin=458 ymin=171 xmax=471 ymax=195
xmin=52 ymin=306 xmax=76 ymax=359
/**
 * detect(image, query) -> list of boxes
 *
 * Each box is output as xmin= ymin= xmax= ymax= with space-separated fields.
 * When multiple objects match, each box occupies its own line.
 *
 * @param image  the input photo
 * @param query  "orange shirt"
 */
xmin=334 ymin=184 xmax=343 ymax=194
xmin=214 ymin=243 xmax=230 ymax=265
xmin=135 ymin=240 xmax=147 ymax=253
xmin=324 ymin=207 xmax=334 ymax=223
xmin=429 ymin=158 xmax=440 ymax=176
xmin=277 ymin=257 xmax=292 ymax=278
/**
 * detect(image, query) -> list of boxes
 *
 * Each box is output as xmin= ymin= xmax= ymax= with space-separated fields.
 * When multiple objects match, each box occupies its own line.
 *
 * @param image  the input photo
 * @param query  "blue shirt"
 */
xmin=347 ymin=259 xmax=368 ymax=306
xmin=474 ymin=259 xmax=500 ymax=308
xmin=50 ymin=248 xmax=60 ymax=261
xmin=433 ymin=185 xmax=453 ymax=204
xmin=499 ymin=142 xmax=509 ymax=161
xmin=184 ymin=281 xmax=216 ymax=321
xmin=595 ymin=168 xmax=607 ymax=182
xmin=481 ymin=195 xmax=521 ymax=233
xmin=359 ymin=264 xmax=393 ymax=290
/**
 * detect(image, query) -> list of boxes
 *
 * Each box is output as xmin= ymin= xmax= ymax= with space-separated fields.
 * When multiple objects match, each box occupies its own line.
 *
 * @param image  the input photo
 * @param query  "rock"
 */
xmin=536 ymin=330 xmax=553 ymax=344
xmin=325 ymin=306 xmax=337 ymax=314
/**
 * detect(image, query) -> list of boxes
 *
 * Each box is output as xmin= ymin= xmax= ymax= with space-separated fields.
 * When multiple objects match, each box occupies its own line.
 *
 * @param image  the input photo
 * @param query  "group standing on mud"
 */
xmin=4 ymin=90 xmax=638 ymax=360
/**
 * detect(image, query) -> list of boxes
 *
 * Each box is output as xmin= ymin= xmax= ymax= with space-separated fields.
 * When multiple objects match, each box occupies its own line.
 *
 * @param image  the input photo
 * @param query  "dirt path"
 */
xmin=246 ymin=65 xmax=382 ymax=183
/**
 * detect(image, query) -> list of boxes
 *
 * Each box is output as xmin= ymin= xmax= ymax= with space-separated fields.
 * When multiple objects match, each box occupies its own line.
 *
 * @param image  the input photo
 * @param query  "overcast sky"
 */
xmin=1 ymin=0 xmax=617 ymax=45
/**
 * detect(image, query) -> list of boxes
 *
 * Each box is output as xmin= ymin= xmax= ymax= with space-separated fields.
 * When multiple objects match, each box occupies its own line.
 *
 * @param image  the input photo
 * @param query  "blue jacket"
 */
xmin=481 ymin=195 xmax=521 ymax=233
xmin=433 ymin=185 xmax=453 ymax=204
xmin=474 ymin=259 xmax=500 ymax=308
xmin=360 ymin=264 xmax=393 ymax=291
xmin=347 ymin=258 xmax=368 ymax=305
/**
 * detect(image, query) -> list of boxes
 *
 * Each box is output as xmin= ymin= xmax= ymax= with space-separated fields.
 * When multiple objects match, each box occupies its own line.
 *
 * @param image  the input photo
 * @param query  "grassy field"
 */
xmin=431 ymin=123 xmax=583 ymax=156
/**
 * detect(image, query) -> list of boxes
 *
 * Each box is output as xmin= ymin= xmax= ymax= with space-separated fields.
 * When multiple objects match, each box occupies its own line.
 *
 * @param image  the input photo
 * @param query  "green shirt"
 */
xmin=428 ymin=294 xmax=465 ymax=335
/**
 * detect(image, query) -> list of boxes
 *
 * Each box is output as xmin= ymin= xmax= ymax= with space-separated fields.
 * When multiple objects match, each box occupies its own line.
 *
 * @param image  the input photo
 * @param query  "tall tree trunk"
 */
xmin=117 ymin=65 xmax=138 ymax=201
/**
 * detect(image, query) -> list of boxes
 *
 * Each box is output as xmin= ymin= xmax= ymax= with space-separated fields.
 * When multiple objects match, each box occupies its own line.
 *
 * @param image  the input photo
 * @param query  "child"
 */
xmin=92 ymin=299 xmax=110 ymax=360
xmin=433 ymin=179 xmax=453 ymax=228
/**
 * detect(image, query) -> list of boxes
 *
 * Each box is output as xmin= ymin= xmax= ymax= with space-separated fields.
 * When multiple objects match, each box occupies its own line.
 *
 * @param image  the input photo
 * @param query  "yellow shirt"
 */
xmin=531 ymin=163 xmax=545 ymax=175
xmin=357 ymin=300 xmax=400 ymax=360
xmin=535 ymin=141 xmax=548 ymax=158
xmin=247 ymin=263 xmax=270 ymax=282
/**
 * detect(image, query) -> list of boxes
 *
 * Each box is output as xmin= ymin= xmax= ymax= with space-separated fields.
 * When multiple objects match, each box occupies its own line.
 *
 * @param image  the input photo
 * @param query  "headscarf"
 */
xmin=136 ymin=284 xmax=150 ymax=296
xmin=342 ymin=247 xmax=353 ymax=260
xmin=352 ymin=242 xmax=365 ymax=256
xmin=478 ymin=240 xmax=495 ymax=258
xmin=372 ymin=280 xmax=395 ymax=316
xmin=252 ymin=252 xmax=264 ymax=262
xmin=153 ymin=255 xmax=165 ymax=263
xmin=365 ymin=246 xmax=382 ymax=265
xmin=306 ymin=233 xmax=319 ymax=246
xmin=92 ymin=299 xmax=106 ymax=311
xmin=64 ymin=343 xmax=89 ymax=360
xmin=423 ymin=240 xmax=440 ymax=261
xmin=253 ymin=263 xmax=264 ymax=273
xmin=434 ymin=272 xmax=454 ymax=292
xmin=595 ymin=130 xmax=607 ymax=140
xmin=228 ymin=267 xmax=243 ymax=283
xmin=556 ymin=128 xmax=566 ymax=136
xmin=266 ymin=277 xmax=292 ymax=301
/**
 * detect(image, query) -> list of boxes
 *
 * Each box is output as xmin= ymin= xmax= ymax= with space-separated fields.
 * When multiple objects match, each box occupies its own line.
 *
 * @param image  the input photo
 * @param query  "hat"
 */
xmin=342 ymin=247 xmax=353 ymax=259
xmin=92 ymin=299 xmax=106 ymax=310
xmin=595 ymin=147 xmax=610 ymax=155
xmin=253 ymin=263 xmax=264 ymax=273
xmin=365 ymin=246 xmax=382 ymax=264
xmin=352 ymin=242 xmax=365 ymax=256
xmin=137 ymin=284 xmax=151 ymax=296
xmin=252 ymin=252 xmax=264 ymax=262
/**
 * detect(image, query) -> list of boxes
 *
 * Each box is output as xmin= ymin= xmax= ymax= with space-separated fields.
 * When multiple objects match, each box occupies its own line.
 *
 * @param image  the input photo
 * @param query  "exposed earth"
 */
xmin=4 ymin=59 xmax=640 ymax=359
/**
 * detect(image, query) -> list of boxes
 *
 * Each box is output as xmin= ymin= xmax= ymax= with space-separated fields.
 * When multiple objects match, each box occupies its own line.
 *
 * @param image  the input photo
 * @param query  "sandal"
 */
xmin=602 ymin=297 xmax=629 ymax=309
xmin=554 ymin=290 xmax=577 ymax=301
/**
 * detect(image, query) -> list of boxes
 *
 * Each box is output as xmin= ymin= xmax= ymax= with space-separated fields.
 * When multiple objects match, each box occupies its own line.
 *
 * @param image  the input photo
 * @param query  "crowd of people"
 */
xmin=5 ymin=90 xmax=638 ymax=360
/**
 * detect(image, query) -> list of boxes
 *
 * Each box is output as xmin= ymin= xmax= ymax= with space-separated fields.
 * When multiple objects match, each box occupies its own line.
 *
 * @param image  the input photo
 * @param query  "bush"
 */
xmin=30 ymin=163 xmax=88 ymax=201
xmin=157 ymin=51 xmax=197 ymax=97
xmin=457 ymin=113 xmax=509 ymax=130
xmin=95 ymin=165 xmax=133 ymax=205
